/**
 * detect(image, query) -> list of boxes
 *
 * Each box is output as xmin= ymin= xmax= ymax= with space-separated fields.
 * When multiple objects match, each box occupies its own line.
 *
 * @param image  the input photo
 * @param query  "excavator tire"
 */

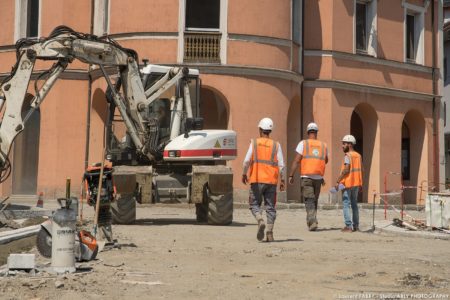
xmin=197 ymin=185 xmax=233 ymax=225
xmin=207 ymin=191 xmax=233 ymax=225
xmin=111 ymin=194 xmax=136 ymax=224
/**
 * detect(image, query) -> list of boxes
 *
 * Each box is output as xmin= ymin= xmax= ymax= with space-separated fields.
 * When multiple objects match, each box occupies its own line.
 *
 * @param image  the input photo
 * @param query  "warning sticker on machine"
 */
xmin=214 ymin=140 xmax=221 ymax=148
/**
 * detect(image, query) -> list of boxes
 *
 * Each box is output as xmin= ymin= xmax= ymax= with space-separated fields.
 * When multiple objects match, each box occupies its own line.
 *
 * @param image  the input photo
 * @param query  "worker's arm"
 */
xmin=242 ymin=142 xmax=253 ymax=185
xmin=335 ymin=154 xmax=350 ymax=188
xmin=276 ymin=143 xmax=286 ymax=191
xmin=288 ymin=153 xmax=302 ymax=184
xmin=325 ymin=144 xmax=329 ymax=164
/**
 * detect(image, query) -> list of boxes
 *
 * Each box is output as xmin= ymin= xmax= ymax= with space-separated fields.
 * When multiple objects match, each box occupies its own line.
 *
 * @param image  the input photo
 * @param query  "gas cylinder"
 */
xmin=51 ymin=198 xmax=77 ymax=273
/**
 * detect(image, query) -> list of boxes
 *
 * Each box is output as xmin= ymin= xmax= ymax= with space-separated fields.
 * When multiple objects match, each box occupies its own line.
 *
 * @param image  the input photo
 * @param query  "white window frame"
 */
xmin=402 ymin=0 xmax=428 ymax=65
xmin=178 ymin=0 xmax=228 ymax=64
xmin=15 ymin=0 xmax=42 ymax=41
xmin=93 ymin=0 xmax=110 ymax=36
xmin=353 ymin=0 xmax=377 ymax=57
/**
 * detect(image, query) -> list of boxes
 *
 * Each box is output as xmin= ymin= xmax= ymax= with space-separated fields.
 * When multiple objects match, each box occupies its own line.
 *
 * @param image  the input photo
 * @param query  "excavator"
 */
xmin=0 ymin=26 xmax=236 ymax=227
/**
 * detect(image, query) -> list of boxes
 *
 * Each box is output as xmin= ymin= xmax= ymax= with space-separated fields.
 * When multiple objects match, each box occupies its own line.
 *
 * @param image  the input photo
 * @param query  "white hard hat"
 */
xmin=258 ymin=117 xmax=274 ymax=131
xmin=342 ymin=134 xmax=356 ymax=145
xmin=306 ymin=122 xmax=319 ymax=132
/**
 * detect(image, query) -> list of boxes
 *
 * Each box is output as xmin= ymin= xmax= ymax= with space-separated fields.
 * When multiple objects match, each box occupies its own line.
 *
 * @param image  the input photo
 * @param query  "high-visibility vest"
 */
xmin=249 ymin=138 xmax=279 ymax=184
xmin=340 ymin=151 xmax=363 ymax=188
xmin=300 ymin=139 xmax=327 ymax=176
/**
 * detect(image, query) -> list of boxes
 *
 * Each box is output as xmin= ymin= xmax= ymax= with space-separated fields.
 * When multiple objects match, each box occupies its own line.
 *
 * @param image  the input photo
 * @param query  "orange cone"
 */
xmin=36 ymin=192 xmax=44 ymax=208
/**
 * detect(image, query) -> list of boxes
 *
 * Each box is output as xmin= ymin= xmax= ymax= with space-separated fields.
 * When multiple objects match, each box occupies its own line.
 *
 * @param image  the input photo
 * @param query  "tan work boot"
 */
xmin=257 ymin=219 xmax=266 ymax=241
xmin=266 ymin=231 xmax=274 ymax=242
xmin=309 ymin=222 xmax=318 ymax=231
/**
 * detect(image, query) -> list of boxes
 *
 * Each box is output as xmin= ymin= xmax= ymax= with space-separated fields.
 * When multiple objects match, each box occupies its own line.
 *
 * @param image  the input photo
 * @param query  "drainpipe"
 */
xmin=300 ymin=0 xmax=305 ymax=137
xmin=432 ymin=0 xmax=443 ymax=191
xmin=84 ymin=0 xmax=95 ymax=169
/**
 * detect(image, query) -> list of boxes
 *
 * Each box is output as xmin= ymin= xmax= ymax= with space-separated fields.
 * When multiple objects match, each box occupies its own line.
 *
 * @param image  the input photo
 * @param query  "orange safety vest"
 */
xmin=300 ymin=139 xmax=327 ymax=176
xmin=340 ymin=151 xmax=363 ymax=188
xmin=249 ymin=138 xmax=280 ymax=184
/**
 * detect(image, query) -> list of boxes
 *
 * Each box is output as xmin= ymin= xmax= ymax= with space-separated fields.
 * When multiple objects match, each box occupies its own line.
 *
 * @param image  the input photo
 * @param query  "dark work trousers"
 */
xmin=301 ymin=178 xmax=322 ymax=227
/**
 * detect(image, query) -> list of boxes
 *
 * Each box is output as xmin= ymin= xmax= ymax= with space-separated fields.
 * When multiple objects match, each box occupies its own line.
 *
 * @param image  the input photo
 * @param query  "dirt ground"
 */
xmin=0 ymin=205 xmax=449 ymax=300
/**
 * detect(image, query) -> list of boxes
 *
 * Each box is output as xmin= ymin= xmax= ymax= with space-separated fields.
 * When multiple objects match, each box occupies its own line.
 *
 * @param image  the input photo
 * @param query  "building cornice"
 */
xmin=304 ymin=79 xmax=439 ymax=101
xmin=107 ymin=32 xmax=179 ymax=40
xmin=304 ymin=50 xmax=433 ymax=74
xmin=228 ymin=34 xmax=292 ymax=47
xmin=0 ymin=65 xmax=303 ymax=84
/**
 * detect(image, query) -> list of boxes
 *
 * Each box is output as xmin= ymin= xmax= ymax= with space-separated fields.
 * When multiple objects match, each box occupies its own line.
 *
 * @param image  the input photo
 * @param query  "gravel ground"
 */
xmin=0 ymin=205 xmax=449 ymax=300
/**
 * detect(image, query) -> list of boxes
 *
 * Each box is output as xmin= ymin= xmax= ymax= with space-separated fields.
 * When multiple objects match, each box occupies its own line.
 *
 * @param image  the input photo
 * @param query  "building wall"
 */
xmin=303 ymin=0 xmax=438 ymax=204
xmin=0 ymin=0 xmax=302 ymax=201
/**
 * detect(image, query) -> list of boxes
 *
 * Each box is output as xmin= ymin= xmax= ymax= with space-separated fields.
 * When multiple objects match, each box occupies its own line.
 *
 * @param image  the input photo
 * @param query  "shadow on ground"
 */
xmin=133 ymin=218 xmax=251 ymax=227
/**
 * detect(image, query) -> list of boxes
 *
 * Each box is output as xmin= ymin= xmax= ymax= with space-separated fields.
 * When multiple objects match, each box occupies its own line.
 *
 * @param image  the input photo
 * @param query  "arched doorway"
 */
xmin=200 ymin=87 xmax=229 ymax=129
xmin=350 ymin=103 xmax=380 ymax=203
xmin=402 ymin=110 xmax=426 ymax=204
xmin=12 ymin=93 xmax=40 ymax=196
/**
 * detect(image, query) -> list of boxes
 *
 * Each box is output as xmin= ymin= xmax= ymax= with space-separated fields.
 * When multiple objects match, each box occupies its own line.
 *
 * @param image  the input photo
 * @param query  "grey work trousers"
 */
xmin=248 ymin=183 xmax=277 ymax=225
xmin=301 ymin=178 xmax=323 ymax=227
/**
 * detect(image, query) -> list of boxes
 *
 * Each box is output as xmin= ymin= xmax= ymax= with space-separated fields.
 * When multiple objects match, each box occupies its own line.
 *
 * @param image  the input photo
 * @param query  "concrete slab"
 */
xmin=7 ymin=254 xmax=35 ymax=270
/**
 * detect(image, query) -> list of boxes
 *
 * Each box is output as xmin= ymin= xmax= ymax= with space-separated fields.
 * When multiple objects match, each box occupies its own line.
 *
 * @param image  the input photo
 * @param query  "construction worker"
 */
xmin=242 ymin=117 xmax=285 ymax=242
xmin=335 ymin=135 xmax=363 ymax=232
xmin=288 ymin=122 xmax=328 ymax=231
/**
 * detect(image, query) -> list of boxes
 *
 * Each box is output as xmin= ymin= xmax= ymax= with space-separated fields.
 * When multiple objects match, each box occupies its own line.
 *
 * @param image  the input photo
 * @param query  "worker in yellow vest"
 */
xmin=242 ymin=118 xmax=286 ymax=242
xmin=288 ymin=122 xmax=328 ymax=231
xmin=335 ymin=135 xmax=363 ymax=232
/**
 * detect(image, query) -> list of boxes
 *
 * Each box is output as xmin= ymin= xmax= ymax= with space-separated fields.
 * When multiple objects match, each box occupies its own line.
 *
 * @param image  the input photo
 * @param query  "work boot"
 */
xmin=266 ymin=231 xmax=274 ymax=242
xmin=352 ymin=226 xmax=359 ymax=232
xmin=309 ymin=222 xmax=318 ymax=231
xmin=257 ymin=219 xmax=266 ymax=241
xmin=341 ymin=226 xmax=352 ymax=233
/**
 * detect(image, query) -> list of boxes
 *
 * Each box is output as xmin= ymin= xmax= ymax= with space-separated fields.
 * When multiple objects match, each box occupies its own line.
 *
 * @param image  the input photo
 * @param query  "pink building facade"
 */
xmin=0 ymin=0 xmax=443 ymax=205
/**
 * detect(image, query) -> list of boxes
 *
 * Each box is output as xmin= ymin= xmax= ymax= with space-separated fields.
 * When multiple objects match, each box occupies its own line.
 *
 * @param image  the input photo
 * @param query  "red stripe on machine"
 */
xmin=164 ymin=149 xmax=237 ymax=157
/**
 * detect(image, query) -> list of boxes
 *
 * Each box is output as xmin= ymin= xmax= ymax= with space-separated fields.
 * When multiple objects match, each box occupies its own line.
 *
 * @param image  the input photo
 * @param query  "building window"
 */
xmin=444 ymin=57 xmax=448 ymax=81
xmin=15 ymin=0 xmax=40 ymax=40
xmin=183 ymin=0 xmax=222 ymax=63
xmin=354 ymin=0 xmax=377 ymax=56
xmin=445 ymin=102 xmax=447 ymax=127
xmin=185 ymin=0 xmax=220 ymax=31
xmin=27 ymin=0 xmax=39 ymax=37
xmin=356 ymin=2 xmax=367 ymax=52
xmin=403 ymin=4 xmax=425 ymax=65
xmin=292 ymin=0 xmax=302 ymax=45
xmin=406 ymin=14 xmax=415 ymax=61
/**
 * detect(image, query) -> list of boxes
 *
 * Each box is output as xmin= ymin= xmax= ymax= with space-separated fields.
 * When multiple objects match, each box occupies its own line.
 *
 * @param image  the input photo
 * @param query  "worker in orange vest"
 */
xmin=242 ymin=118 xmax=286 ymax=242
xmin=288 ymin=122 xmax=328 ymax=231
xmin=335 ymin=135 xmax=363 ymax=232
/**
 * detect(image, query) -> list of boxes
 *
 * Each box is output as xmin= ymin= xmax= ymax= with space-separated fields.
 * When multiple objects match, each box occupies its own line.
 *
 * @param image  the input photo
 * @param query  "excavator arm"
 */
xmin=0 ymin=26 xmax=190 ymax=181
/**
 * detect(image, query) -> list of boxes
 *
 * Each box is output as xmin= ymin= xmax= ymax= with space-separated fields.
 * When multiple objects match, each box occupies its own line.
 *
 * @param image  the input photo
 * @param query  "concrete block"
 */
xmin=7 ymin=253 xmax=35 ymax=270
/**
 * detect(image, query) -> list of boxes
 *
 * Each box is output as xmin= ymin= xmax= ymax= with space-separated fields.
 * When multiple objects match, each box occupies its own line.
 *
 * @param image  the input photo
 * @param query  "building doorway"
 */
xmin=200 ymin=87 xmax=229 ymax=129
xmin=350 ymin=103 xmax=380 ymax=203
xmin=12 ymin=93 xmax=40 ymax=196
xmin=402 ymin=110 xmax=426 ymax=204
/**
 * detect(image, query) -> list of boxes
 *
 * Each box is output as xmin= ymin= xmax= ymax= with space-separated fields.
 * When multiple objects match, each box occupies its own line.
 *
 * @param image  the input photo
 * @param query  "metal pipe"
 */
xmin=85 ymin=73 xmax=92 ymax=169
xmin=99 ymin=64 xmax=144 ymax=152
xmin=183 ymin=83 xmax=193 ymax=118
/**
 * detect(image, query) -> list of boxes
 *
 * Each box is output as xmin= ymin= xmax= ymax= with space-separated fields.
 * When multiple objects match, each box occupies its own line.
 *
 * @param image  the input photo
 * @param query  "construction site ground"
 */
xmin=0 ymin=204 xmax=449 ymax=300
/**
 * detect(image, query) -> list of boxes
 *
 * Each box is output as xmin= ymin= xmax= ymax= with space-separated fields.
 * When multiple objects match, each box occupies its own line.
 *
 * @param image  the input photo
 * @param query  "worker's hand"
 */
xmin=280 ymin=180 xmax=285 ymax=191
xmin=242 ymin=174 xmax=248 ymax=185
xmin=288 ymin=176 xmax=294 ymax=184
xmin=322 ymin=179 xmax=326 ymax=186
